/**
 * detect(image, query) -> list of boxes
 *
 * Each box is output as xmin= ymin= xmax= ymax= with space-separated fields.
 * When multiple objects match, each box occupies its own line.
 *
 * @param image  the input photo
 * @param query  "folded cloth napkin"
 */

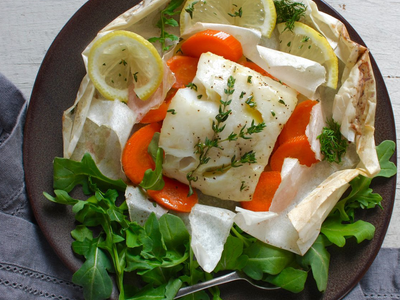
xmin=0 ymin=72 xmax=398 ymax=299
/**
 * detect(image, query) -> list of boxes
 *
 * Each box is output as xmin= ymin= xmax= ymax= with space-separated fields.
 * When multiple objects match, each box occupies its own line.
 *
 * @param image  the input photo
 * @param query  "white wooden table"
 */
xmin=0 ymin=0 xmax=398 ymax=248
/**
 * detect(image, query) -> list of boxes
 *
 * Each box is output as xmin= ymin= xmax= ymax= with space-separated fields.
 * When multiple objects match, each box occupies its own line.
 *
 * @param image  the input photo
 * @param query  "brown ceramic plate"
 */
xmin=24 ymin=1 xmax=397 ymax=299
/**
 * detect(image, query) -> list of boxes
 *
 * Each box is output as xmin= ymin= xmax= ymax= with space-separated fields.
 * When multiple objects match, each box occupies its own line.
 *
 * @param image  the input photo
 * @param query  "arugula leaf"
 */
xmin=264 ymin=267 xmax=307 ymax=293
xmin=144 ymin=213 xmax=167 ymax=260
xmin=297 ymin=235 xmax=331 ymax=292
xmin=329 ymin=140 xmax=396 ymax=222
xmin=43 ymin=189 xmax=80 ymax=205
xmin=331 ymin=175 xmax=382 ymax=222
xmin=321 ymin=216 xmax=375 ymax=247
xmin=243 ymin=241 xmax=294 ymax=280
xmin=72 ymin=237 xmax=114 ymax=300
xmin=159 ymin=213 xmax=190 ymax=252
xmin=376 ymin=140 xmax=397 ymax=178
xmin=214 ymin=235 xmax=248 ymax=272
xmin=52 ymin=153 xmax=126 ymax=194
xmin=140 ymin=147 xmax=165 ymax=190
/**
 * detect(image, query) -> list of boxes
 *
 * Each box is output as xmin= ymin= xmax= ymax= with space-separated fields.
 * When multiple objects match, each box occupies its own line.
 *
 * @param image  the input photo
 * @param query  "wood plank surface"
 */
xmin=0 ymin=0 xmax=398 ymax=248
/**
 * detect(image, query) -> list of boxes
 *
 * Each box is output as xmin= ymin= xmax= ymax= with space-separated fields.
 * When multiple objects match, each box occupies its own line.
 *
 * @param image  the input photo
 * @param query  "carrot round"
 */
xmin=140 ymin=89 xmax=177 ymax=124
xmin=278 ymin=100 xmax=318 ymax=145
xmin=147 ymin=176 xmax=198 ymax=212
xmin=241 ymin=171 xmax=281 ymax=212
xmin=122 ymin=122 xmax=198 ymax=212
xmin=167 ymin=56 xmax=199 ymax=89
xmin=122 ymin=122 xmax=161 ymax=185
xmin=181 ymin=29 xmax=243 ymax=62
xmin=270 ymin=135 xmax=319 ymax=171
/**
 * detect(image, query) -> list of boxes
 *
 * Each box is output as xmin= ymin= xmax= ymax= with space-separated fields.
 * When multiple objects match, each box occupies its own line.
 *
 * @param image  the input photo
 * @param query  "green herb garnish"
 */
xmin=228 ymin=6 xmax=243 ymax=18
xmin=274 ymin=0 xmax=307 ymax=31
xmin=317 ymin=118 xmax=348 ymax=163
xmin=148 ymin=0 xmax=184 ymax=52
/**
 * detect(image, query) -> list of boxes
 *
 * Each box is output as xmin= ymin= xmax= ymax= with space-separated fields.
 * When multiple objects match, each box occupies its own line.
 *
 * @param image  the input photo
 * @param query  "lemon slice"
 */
xmin=277 ymin=22 xmax=338 ymax=89
xmin=180 ymin=0 xmax=277 ymax=38
xmin=88 ymin=30 xmax=163 ymax=102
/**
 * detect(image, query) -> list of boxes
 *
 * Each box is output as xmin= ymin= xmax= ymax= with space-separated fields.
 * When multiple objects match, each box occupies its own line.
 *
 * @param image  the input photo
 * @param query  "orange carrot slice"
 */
xmin=181 ymin=29 xmax=243 ymax=62
xmin=241 ymin=171 xmax=281 ymax=212
xmin=140 ymin=89 xmax=177 ymax=124
xmin=270 ymin=135 xmax=319 ymax=171
xmin=167 ymin=56 xmax=199 ymax=89
xmin=122 ymin=122 xmax=161 ymax=185
xmin=122 ymin=122 xmax=198 ymax=212
xmin=147 ymin=176 xmax=198 ymax=212
xmin=278 ymin=100 xmax=318 ymax=145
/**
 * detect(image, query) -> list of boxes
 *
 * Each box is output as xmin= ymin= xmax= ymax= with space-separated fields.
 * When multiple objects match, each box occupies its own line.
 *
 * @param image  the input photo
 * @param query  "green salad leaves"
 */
xmin=44 ymin=141 xmax=396 ymax=299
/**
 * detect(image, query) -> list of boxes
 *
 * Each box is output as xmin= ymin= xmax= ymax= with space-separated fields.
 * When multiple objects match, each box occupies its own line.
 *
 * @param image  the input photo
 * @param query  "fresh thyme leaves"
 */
xmin=245 ymin=95 xmax=256 ymax=108
xmin=185 ymin=1 xmax=198 ymax=19
xmin=274 ymin=0 xmax=307 ymax=31
xmin=186 ymin=76 xmax=266 ymax=196
xmin=148 ymin=0 xmax=184 ymax=52
xmin=317 ymin=118 xmax=348 ymax=163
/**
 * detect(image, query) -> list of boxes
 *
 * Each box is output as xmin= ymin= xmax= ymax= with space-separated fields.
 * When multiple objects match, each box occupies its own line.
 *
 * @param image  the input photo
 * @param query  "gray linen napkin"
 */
xmin=0 ymin=73 xmax=83 ymax=300
xmin=0 ymin=72 xmax=398 ymax=299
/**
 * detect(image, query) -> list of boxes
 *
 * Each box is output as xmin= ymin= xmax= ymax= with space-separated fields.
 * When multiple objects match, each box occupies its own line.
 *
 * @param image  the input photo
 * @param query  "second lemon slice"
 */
xmin=277 ymin=22 xmax=338 ymax=89
xmin=88 ymin=30 xmax=163 ymax=102
xmin=180 ymin=0 xmax=277 ymax=38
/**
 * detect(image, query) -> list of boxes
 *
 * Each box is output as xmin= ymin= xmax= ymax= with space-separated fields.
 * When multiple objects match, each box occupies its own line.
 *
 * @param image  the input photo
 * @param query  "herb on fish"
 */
xmin=317 ymin=118 xmax=348 ymax=163
xmin=133 ymin=72 xmax=138 ymax=82
xmin=245 ymin=95 xmax=256 ymax=108
xmin=274 ymin=0 xmax=307 ymax=31
xmin=168 ymin=109 xmax=177 ymax=115
xmin=186 ymin=76 xmax=265 ymax=196
xmin=148 ymin=0 xmax=184 ymax=52
xmin=247 ymin=75 xmax=252 ymax=83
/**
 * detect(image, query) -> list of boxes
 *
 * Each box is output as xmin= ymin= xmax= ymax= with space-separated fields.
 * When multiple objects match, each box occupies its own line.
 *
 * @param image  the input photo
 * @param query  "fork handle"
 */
xmin=174 ymin=271 xmax=241 ymax=299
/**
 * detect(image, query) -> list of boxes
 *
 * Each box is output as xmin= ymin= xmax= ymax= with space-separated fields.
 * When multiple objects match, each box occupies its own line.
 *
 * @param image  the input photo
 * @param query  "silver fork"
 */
xmin=174 ymin=270 xmax=280 ymax=298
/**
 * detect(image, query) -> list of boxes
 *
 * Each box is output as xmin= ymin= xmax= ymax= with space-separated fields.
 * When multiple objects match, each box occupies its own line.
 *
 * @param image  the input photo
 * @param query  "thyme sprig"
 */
xmin=186 ymin=76 xmax=266 ymax=196
xmin=274 ymin=0 xmax=307 ymax=31
xmin=148 ymin=0 xmax=184 ymax=52
xmin=317 ymin=118 xmax=348 ymax=163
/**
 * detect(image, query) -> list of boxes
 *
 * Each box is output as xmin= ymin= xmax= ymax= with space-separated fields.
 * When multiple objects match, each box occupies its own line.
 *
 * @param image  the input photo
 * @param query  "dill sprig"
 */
xmin=317 ymin=118 xmax=348 ymax=163
xmin=274 ymin=0 xmax=307 ymax=31
xmin=148 ymin=0 xmax=184 ymax=52
xmin=186 ymin=76 xmax=266 ymax=196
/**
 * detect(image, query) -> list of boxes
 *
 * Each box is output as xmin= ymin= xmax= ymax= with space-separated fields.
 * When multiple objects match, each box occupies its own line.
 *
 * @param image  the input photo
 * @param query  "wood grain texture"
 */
xmin=0 ymin=0 xmax=398 ymax=247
